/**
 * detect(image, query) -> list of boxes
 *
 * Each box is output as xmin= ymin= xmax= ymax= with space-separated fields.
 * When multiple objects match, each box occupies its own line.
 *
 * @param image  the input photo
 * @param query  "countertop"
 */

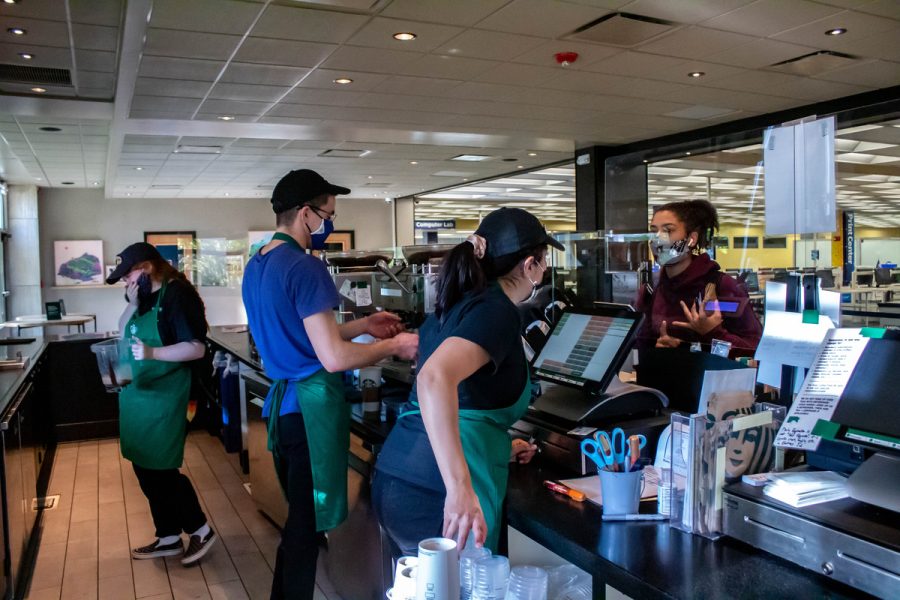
xmin=207 ymin=326 xmax=867 ymax=599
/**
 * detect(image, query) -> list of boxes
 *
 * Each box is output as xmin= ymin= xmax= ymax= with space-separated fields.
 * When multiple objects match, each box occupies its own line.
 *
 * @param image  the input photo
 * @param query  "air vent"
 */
xmin=150 ymin=185 xmax=182 ymax=190
xmin=768 ymin=51 xmax=857 ymax=76
xmin=175 ymin=145 xmax=223 ymax=154
xmin=318 ymin=149 xmax=368 ymax=158
xmin=0 ymin=64 xmax=72 ymax=85
xmin=568 ymin=12 xmax=675 ymax=47
xmin=362 ymin=182 xmax=391 ymax=188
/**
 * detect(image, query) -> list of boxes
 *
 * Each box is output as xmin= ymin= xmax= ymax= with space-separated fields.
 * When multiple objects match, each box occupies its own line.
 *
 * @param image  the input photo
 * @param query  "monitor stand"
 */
xmin=847 ymin=452 xmax=900 ymax=513
xmin=531 ymin=377 xmax=668 ymax=426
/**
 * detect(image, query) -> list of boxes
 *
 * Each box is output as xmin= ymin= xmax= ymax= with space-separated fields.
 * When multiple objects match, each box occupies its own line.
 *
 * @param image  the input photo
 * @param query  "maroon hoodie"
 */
xmin=635 ymin=254 xmax=762 ymax=357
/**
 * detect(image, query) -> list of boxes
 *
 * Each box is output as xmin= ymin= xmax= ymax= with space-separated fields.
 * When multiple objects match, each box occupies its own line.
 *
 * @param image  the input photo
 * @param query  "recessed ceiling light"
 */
xmin=92 ymin=181 xmax=100 ymax=186
xmin=134 ymin=166 xmax=143 ymax=170
xmin=35 ymin=177 xmax=41 ymax=181
xmin=685 ymin=152 xmax=691 ymax=155
xmin=3 ymin=0 xmax=20 ymax=4
xmin=409 ymin=161 xmax=418 ymax=165
xmin=7 ymin=27 xmax=26 ymax=35
xmin=367 ymin=175 xmax=373 ymax=179
xmin=527 ymin=152 xmax=537 ymax=157
xmin=218 ymin=115 xmax=235 ymax=121
xmin=688 ymin=71 xmax=705 ymax=78
xmin=224 ymin=192 xmax=230 ymax=196
xmin=517 ymin=165 xmax=524 ymax=169
xmin=126 ymin=193 xmax=132 ymax=196
xmin=393 ymin=32 xmax=417 ymax=41
xmin=333 ymin=77 xmax=353 ymax=85
xmin=825 ymin=28 xmax=847 ymax=36
xmin=451 ymin=154 xmax=491 ymax=162
xmin=31 ymin=87 xmax=45 ymax=93
xmin=18 ymin=52 xmax=33 ymax=60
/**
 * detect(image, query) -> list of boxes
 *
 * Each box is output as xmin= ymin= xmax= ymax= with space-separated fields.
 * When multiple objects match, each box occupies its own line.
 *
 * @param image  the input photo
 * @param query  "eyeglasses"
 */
xmin=306 ymin=205 xmax=336 ymax=222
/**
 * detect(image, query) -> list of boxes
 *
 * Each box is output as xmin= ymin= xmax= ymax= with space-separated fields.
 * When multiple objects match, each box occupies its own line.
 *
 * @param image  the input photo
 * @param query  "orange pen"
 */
xmin=543 ymin=480 xmax=586 ymax=502
xmin=628 ymin=435 xmax=641 ymax=472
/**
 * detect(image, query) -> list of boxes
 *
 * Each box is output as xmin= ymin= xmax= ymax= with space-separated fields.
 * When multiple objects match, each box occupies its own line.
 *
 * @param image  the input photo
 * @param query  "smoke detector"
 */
xmin=554 ymin=52 xmax=579 ymax=67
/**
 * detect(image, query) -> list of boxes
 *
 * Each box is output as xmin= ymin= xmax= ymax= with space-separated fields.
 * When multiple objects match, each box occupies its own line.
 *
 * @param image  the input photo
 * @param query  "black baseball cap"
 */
xmin=106 ymin=242 xmax=163 ymax=284
xmin=476 ymin=207 xmax=564 ymax=258
xmin=271 ymin=169 xmax=350 ymax=213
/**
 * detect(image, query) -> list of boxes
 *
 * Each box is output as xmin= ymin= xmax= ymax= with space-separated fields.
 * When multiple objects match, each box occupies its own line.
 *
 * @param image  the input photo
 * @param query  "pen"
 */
xmin=543 ymin=480 xmax=585 ymax=502
xmin=627 ymin=435 xmax=641 ymax=472
xmin=602 ymin=513 xmax=667 ymax=521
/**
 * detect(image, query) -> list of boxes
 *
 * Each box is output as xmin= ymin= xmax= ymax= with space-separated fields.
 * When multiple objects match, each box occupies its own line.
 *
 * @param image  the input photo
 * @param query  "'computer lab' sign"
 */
xmin=415 ymin=220 xmax=456 ymax=230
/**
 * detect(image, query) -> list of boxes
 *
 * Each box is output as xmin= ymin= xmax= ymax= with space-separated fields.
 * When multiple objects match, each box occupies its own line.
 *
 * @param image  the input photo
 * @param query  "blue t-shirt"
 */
xmin=242 ymin=243 xmax=339 ymax=416
xmin=375 ymin=283 xmax=526 ymax=491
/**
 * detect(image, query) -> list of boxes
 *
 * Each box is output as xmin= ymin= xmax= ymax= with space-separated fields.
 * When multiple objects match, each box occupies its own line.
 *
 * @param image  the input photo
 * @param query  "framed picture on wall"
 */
xmin=713 ymin=236 xmax=730 ymax=249
xmin=54 ymin=240 xmax=104 ymax=286
xmin=763 ymin=237 xmax=787 ymax=249
xmin=733 ymin=236 xmax=759 ymax=249
xmin=144 ymin=231 xmax=196 ymax=281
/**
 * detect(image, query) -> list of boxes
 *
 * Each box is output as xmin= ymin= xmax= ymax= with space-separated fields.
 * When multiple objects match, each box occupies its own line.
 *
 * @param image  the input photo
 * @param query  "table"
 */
xmin=3 ymin=314 xmax=97 ymax=335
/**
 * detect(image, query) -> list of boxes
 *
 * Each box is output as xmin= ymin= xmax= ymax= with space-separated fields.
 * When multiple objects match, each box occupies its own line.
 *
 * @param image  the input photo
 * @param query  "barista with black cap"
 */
xmin=242 ymin=169 xmax=419 ymax=600
xmin=107 ymin=242 xmax=217 ymax=566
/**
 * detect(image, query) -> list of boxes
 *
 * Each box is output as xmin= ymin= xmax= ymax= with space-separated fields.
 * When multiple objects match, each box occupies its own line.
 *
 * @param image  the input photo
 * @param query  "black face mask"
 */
xmin=124 ymin=273 xmax=153 ymax=303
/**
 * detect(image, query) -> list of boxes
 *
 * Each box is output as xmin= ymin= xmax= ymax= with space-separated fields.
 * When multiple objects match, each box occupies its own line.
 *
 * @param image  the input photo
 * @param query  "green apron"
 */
xmin=119 ymin=281 xmax=192 ymax=470
xmin=402 ymin=368 xmax=532 ymax=553
xmin=265 ymin=232 xmax=351 ymax=532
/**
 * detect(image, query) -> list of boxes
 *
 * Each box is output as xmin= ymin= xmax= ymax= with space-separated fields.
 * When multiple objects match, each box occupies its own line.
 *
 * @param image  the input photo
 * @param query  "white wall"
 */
xmin=8 ymin=185 xmax=42 ymax=320
xmin=37 ymin=189 xmax=396 ymax=332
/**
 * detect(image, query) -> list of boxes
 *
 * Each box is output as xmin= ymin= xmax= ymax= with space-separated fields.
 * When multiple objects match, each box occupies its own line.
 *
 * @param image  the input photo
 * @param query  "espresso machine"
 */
xmin=325 ymin=244 xmax=453 ymax=329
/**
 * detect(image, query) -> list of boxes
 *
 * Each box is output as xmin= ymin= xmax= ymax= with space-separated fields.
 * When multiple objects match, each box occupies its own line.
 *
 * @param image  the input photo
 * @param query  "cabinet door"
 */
xmin=19 ymin=393 xmax=37 ymax=546
xmin=2 ymin=411 xmax=25 ymax=594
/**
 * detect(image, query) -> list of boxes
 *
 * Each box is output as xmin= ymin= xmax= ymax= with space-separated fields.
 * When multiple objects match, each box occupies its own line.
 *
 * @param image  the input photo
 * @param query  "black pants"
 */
xmin=372 ymin=470 xmax=444 ymax=560
xmin=132 ymin=464 xmax=206 ymax=538
xmin=271 ymin=412 xmax=320 ymax=600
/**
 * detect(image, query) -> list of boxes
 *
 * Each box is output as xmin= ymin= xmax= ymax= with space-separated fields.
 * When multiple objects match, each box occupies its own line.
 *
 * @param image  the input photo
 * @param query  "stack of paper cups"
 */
xmin=389 ymin=565 xmax=417 ymax=600
xmin=416 ymin=537 xmax=459 ymax=600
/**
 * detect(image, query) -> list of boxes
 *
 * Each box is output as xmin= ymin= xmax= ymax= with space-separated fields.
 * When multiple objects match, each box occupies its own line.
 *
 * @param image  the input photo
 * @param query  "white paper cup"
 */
xmin=394 ymin=556 xmax=418 ymax=587
xmin=416 ymin=537 xmax=459 ymax=600
xmin=393 ymin=565 xmax=417 ymax=600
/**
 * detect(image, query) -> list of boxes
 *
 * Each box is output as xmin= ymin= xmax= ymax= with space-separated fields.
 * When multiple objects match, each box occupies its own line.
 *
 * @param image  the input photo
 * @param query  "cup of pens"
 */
xmin=598 ymin=466 xmax=643 ymax=515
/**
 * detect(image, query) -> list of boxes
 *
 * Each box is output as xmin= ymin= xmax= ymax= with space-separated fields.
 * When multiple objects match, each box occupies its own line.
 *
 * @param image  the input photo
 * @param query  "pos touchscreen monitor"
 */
xmin=532 ymin=304 xmax=642 ymax=395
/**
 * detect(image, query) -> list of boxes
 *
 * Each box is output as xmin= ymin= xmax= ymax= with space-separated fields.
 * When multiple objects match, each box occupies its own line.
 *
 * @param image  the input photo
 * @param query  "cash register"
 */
xmin=513 ymin=304 xmax=669 ymax=474
xmin=723 ymin=334 xmax=900 ymax=598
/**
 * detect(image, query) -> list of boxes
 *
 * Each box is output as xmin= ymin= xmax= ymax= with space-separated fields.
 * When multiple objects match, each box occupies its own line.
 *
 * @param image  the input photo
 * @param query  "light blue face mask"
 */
xmin=650 ymin=232 xmax=692 ymax=266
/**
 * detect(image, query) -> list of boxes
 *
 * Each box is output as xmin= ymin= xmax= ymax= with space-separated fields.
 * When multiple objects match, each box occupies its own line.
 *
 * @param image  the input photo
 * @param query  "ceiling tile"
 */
xmin=251 ymin=5 xmax=367 ymax=44
xmin=319 ymin=45 xmax=423 ymax=75
xmin=399 ymin=54 xmax=499 ymax=80
xmin=74 ymin=50 xmax=117 ymax=72
xmin=149 ymin=0 xmax=262 ymax=35
xmin=345 ymin=18 xmax=464 ymax=53
xmin=771 ymin=9 xmax=900 ymax=49
xmin=72 ymin=24 xmax=119 ymax=52
xmin=220 ymin=63 xmax=309 ymax=86
xmin=855 ymin=0 xmax=900 ymax=19
xmin=296 ymin=69 xmax=388 ymax=91
xmin=0 ymin=17 xmax=70 ymax=48
xmin=833 ymin=27 xmax=900 ymax=61
xmin=581 ymin=50 xmax=686 ymax=77
xmin=638 ymin=26 xmax=757 ymax=59
xmin=434 ymin=30 xmax=546 ymax=62
xmin=197 ymin=99 xmax=272 ymax=117
xmin=381 ymin=0 xmax=509 ymax=26
xmin=813 ymin=59 xmax=900 ymax=87
xmin=703 ymin=0 xmax=843 ymax=37
xmin=69 ymin=0 xmax=123 ymax=27
xmin=370 ymin=75 xmax=463 ymax=97
xmin=233 ymin=38 xmax=338 ymax=67
xmin=144 ymin=28 xmax=242 ymax=61
xmin=703 ymin=38 xmax=817 ymax=69
xmin=623 ymin=0 xmax=757 ymax=24
xmin=134 ymin=77 xmax=212 ymax=99
xmin=208 ymin=82 xmax=292 ymax=103
xmin=77 ymin=71 xmax=115 ymax=89
xmin=476 ymin=0 xmax=610 ymax=38
xmin=131 ymin=96 xmax=203 ymax=113
xmin=0 ymin=42 xmax=71 ymax=69
xmin=1 ymin=0 xmax=66 ymax=22
xmin=138 ymin=56 xmax=224 ymax=81
xmin=473 ymin=63 xmax=562 ymax=86
xmin=707 ymin=69 xmax=871 ymax=101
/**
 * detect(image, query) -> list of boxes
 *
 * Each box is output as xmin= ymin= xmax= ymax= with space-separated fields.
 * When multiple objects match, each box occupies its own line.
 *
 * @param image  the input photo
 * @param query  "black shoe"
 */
xmin=132 ymin=538 xmax=183 ymax=560
xmin=181 ymin=529 xmax=217 ymax=566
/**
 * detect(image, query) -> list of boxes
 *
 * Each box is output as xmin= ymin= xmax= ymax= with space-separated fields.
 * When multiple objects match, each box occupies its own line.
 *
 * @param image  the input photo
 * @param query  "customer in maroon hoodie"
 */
xmin=635 ymin=200 xmax=762 ymax=357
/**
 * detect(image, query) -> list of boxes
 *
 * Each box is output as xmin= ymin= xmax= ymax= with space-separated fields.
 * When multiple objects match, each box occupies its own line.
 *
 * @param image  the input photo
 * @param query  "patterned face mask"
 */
xmin=650 ymin=231 xmax=691 ymax=266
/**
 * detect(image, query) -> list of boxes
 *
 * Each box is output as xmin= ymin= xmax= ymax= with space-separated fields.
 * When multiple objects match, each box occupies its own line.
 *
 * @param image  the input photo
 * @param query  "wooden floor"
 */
xmin=25 ymin=432 xmax=342 ymax=600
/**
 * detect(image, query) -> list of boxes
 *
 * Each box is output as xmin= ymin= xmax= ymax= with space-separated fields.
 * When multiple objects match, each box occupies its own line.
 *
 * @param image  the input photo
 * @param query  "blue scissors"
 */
xmin=581 ymin=428 xmax=647 ymax=472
